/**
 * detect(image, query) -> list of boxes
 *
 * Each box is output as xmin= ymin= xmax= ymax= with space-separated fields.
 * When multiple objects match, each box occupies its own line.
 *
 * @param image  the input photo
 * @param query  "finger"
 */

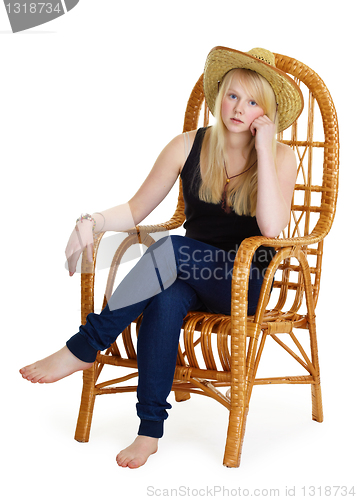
xmin=67 ymin=248 xmax=82 ymax=276
xmin=75 ymin=224 xmax=84 ymax=248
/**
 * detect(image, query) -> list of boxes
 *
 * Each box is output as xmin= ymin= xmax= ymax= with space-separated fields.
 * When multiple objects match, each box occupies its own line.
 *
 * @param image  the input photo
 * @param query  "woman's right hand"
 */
xmin=65 ymin=219 xmax=94 ymax=276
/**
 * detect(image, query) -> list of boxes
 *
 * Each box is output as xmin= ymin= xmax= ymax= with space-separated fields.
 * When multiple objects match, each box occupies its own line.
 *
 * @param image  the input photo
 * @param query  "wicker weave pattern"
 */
xmin=74 ymin=54 xmax=339 ymax=467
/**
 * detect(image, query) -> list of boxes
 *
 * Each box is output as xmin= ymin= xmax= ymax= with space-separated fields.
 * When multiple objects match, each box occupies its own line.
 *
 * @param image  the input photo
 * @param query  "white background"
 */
xmin=2 ymin=1 xmax=355 ymax=498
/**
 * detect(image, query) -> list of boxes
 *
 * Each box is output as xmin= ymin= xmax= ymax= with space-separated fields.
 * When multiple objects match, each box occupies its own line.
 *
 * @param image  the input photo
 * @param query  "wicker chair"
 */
xmin=73 ymin=53 xmax=339 ymax=467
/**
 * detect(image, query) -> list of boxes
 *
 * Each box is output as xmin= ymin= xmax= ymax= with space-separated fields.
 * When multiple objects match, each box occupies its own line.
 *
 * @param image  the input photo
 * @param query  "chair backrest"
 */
xmin=172 ymin=53 xmax=339 ymax=317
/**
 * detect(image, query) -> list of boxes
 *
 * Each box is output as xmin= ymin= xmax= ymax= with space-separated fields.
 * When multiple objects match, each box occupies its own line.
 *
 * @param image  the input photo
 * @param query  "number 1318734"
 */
xmin=5 ymin=3 xmax=61 ymax=14
xmin=301 ymin=486 xmax=355 ymax=497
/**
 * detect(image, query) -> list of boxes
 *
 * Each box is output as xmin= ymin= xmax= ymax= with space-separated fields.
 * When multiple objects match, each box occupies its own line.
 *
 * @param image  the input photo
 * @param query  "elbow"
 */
xmin=128 ymin=200 xmax=144 ymax=226
xmin=258 ymin=219 xmax=289 ymax=239
xmin=256 ymin=207 xmax=290 ymax=239
xmin=260 ymin=228 xmax=280 ymax=239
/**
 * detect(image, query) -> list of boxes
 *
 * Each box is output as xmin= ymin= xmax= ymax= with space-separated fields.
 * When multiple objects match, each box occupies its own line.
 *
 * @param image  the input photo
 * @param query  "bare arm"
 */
xmin=90 ymin=132 xmax=189 ymax=232
xmin=91 ymin=132 xmax=190 ymax=232
xmin=65 ymin=132 xmax=191 ymax=275
xmin=251 ymin=116 xmax=297 ymax=237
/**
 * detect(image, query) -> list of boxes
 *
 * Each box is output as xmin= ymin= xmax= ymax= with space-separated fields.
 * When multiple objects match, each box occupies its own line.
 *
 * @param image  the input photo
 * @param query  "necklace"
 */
xmin=221 ymin=159 xmax=257 ymax=213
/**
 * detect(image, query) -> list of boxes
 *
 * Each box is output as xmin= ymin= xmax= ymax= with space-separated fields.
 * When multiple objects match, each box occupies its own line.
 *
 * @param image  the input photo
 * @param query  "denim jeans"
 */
xmin=66 ymin=235 xmax=265 ymax=438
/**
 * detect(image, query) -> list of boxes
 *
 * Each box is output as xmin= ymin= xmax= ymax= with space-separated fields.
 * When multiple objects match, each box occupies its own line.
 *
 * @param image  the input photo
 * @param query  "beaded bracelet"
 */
xmin=76 ymin=213 xmax=96 ymax=232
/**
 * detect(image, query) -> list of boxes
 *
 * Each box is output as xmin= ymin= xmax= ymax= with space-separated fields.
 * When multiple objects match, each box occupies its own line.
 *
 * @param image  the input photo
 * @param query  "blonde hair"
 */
xmin=199 ymin=68 xmax=278 ymax=215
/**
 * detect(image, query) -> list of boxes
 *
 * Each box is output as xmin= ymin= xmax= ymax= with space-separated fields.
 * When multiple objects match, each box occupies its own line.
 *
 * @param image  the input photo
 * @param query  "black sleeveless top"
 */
xmin=180 ymin=127 xmax=275 ymax=272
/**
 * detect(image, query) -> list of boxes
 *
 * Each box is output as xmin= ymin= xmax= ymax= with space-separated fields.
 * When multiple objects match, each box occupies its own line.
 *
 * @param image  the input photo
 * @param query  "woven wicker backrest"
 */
xmin=173 ymin=53 xmax=339 ymax=317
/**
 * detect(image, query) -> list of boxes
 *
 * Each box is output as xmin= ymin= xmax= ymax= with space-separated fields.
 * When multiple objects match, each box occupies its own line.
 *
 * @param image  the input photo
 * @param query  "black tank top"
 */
xmin=180 ymin=127 xmax=275 ymax=271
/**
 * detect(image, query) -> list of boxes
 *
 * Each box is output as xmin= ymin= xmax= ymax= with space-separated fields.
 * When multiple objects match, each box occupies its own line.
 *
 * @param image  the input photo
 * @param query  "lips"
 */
xmin=231 ymin=118 xmax=243 ymax=124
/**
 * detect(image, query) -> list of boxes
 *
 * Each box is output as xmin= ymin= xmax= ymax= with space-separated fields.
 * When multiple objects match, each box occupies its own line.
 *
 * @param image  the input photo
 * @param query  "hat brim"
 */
xmin=203 ymin=46 xmax=304 ymax=133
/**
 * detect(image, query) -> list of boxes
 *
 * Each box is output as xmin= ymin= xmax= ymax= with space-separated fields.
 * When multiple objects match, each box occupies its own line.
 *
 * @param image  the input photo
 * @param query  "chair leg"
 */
xmin=74 ymin=364 xmax=97 ymax=442
xmin=311 ymin=382 xmax=323 ymax=422
xmin=223 ymin=404 xmax=249 ymax=467
xmin=175 ymin=391 xmax=191 ymax=402
xmin=307 ymin=313 xmax=324 ymax=423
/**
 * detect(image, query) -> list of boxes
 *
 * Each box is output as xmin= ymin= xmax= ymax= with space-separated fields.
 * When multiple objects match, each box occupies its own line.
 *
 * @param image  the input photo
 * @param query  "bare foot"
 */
xmin=19 ymin=346 xmax=93 ymax=383
xmin=116 ymin=436 xmax=159 ymax=468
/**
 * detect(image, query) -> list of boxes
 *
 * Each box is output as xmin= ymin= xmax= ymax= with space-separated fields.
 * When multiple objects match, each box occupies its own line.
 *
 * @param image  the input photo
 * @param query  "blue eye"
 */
xmin=249 ymin=100 xmax=257 ymax=106
xmin=229 ymin=93 xmax=237 ymax=100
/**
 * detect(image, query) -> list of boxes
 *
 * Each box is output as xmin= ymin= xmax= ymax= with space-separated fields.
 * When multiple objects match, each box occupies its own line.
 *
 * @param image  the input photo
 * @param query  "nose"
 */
xmin=234 ymin=99 xmax=244 ymax=115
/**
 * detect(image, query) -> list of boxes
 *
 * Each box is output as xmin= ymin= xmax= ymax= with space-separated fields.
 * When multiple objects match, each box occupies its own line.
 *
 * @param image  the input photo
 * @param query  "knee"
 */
xmin=147 ymin=279 xmax=198 ymax=315
xmin=168 ymin=235 xmax=185 ymax=246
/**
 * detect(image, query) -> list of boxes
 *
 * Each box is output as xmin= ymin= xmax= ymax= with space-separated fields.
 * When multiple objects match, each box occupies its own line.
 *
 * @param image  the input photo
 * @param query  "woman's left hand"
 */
xmin=250 ymin=115 xmax=276 ymax=152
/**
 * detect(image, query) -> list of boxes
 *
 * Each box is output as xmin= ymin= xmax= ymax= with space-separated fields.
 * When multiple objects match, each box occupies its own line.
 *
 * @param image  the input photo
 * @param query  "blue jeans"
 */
xmin=66 ymin=235 xmax=265 ymax=438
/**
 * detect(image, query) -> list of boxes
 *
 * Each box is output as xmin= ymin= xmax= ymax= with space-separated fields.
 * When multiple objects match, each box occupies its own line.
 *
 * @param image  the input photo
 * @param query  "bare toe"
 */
xmin=20 ymin=346 xmax=93 ymax=384
xmin=116 ymin=436 xmax=158 ymax=469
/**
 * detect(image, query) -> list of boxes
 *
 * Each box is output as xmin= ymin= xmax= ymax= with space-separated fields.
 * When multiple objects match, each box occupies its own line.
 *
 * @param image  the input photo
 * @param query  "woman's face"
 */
xmin=221 ymin=73 xmax=265 ymax=134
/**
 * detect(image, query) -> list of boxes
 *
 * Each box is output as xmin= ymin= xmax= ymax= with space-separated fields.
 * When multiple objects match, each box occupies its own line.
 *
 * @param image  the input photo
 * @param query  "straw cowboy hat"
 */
xmin=203 ymin=46 xmax=304 ymax=133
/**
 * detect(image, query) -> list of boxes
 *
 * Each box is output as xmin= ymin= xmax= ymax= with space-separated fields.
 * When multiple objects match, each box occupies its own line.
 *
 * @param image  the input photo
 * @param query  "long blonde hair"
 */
xmin=199 ymin=68 xmax=278 ymax=215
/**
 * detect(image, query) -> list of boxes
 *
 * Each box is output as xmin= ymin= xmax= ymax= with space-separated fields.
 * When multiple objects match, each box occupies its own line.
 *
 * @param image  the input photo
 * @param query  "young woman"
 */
xmin=20 ymin=46 xmax=303 ymax=468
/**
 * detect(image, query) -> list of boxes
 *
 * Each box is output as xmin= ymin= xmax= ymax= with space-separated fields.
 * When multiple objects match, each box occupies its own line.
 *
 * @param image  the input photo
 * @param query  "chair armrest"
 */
xmin=228 ymin=233 xmax=322 ymax=408
xmin=80 ymin=216 xmax=185 ymax=323
xmin=230 ymin=232 xmax=323 ymax=314
xmin=230 ymin=232 xmax=322 ymax=326
xmin=125 ymin=221 xmax=178 ymax=246
xmin=81 ymin=214 xmax=183 ymax=277
xmin=232 ymin=231 xmax=325 ymax=282
xmin=229 ymin=232 xmax=324 ymax=378
xmin=133 ymin=212 xmax=186 ymax=240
